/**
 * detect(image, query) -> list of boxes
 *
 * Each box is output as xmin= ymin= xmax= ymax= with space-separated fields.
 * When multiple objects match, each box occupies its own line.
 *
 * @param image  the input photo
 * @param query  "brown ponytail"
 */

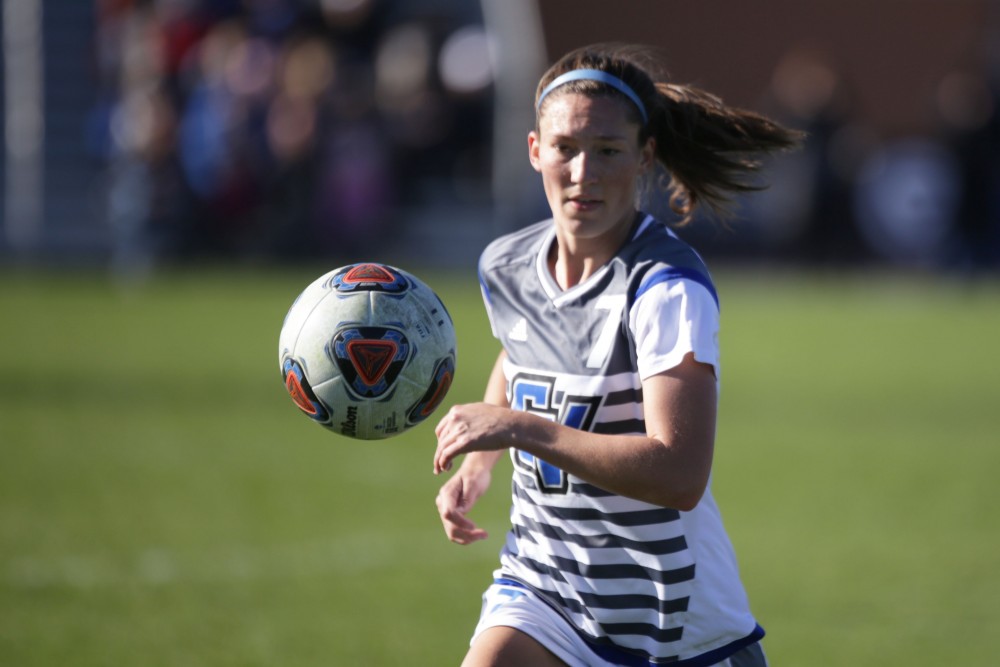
xmin=536 ymin=43 xmax=804 ymax=224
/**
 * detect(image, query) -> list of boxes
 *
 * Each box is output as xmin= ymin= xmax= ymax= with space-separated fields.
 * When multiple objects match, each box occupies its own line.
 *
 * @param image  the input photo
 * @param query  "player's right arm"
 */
xmin=434 ymin=351 xmax=508 ymax=544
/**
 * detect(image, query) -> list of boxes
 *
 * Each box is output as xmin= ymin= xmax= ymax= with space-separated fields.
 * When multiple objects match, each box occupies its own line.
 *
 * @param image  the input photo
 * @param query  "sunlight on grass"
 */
xmin=1 ymin=266 xmax=998 ymax=666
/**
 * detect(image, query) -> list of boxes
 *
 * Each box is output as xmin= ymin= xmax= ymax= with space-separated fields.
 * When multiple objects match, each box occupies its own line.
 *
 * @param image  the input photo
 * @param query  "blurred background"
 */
xmin=2 ymin=0 xmax=1000 ymax=274
xmin=2 ymin=2 xmax=1000 ymax=666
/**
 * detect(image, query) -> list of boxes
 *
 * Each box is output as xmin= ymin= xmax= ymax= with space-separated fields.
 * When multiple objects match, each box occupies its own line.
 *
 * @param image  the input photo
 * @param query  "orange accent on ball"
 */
xmin=344 ymin=264 xmax=394 ymax=284
xmin=286 ymin=372 xmax=318 ymax=415
xmin=420 ymin=371 xmax=453 ymax=417
xmin=347 ymin=339 xmax=398 ymax=385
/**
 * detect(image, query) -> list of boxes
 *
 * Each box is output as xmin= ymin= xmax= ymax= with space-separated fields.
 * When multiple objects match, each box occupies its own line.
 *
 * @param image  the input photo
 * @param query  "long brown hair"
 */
xmin=535 ymin=43 xmax=804 ymax=224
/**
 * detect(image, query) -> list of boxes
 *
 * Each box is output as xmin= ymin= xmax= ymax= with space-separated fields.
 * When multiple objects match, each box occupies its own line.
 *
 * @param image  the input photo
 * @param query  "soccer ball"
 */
xmin=278 ymin=263 xmax=457 ymax=440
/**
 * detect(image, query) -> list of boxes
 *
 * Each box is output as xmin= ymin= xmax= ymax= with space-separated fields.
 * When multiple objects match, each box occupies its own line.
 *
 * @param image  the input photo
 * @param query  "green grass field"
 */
xmin=1 ymin=264 xmax=998 ymax=666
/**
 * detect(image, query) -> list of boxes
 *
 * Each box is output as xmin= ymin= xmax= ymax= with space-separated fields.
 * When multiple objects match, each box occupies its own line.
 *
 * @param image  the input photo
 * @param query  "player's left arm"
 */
xmin=433 ymin=351 xmax=716 ymax=510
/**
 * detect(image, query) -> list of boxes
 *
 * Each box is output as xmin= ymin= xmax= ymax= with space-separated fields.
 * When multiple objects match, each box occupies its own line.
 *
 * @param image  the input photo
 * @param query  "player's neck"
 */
xmin=548 ymin=213 xmax=637 ymax=290
xmin=547 ymin=235 xmax=615 ymax=290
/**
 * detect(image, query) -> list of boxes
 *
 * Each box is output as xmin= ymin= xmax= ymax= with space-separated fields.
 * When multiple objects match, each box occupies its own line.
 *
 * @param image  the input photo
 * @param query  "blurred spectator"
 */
xmin=177 ymin=19 xmax=273 ymax=255
xmin=747 ymin=45 xmax=872 ymax=265
xmin=934 ymin=54 xmax=1000 ymax=273
xmin=101 ymin=3 xmax=193 ymax=274
xmin=852 ymin=138 xmax=963 ymax=268
xmin=107 ymin=84 xmax=190 ymax=275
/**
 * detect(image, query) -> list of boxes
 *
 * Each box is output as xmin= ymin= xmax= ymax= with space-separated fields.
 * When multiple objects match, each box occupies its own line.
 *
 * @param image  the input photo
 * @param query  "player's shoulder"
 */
xmin=618 ymin=216 xmax=705 ymax=275
xmin=626 ymin=216 xmax=698 ymax=261
xmin=479 ymin=219 xmax=551 ymax=275
xmin=621 ymin=216 xmax=718 ymax=306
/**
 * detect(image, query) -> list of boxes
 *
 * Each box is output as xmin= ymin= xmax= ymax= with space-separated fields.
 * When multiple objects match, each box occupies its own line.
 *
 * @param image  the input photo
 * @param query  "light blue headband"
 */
xmin=536 ymin=68 xmax=648 ymax=124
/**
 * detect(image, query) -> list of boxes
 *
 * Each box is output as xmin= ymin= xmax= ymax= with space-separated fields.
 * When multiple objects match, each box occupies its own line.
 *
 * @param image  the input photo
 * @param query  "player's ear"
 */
xmin=527 ymin=131 xmax=541 ymax=172
xmin=639 ymin=136 xmax=655 ymax=173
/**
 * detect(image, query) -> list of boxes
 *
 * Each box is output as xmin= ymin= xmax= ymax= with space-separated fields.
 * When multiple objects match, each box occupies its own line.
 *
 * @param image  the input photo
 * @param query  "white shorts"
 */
xmin=470 ymin=581 xmax=768 ymax=667
xmin=471 ymin=580 xmax=602 ymax=667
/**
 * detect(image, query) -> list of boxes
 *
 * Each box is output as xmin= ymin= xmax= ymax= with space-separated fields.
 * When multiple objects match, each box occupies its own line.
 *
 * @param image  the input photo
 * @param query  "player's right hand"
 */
xmin=435 ymin=464 xmax=492 ymax=545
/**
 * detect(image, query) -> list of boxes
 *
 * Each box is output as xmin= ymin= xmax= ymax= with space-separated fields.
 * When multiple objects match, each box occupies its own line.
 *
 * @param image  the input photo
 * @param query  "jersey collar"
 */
xmin=536 ymin=214 xmax=656 ymax=307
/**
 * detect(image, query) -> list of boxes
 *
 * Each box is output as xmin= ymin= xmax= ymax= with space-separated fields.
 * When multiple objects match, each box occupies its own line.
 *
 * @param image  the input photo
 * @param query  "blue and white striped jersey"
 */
xmin=477 ymin=214 xmax=764 ymax=666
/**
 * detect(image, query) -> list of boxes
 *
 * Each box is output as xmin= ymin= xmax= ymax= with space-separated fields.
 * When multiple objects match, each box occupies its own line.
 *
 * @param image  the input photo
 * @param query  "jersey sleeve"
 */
xmin=477 ymin=253 xmax=500 ymax=340
xmin=628 ymin=277 xmax=720 ymax=380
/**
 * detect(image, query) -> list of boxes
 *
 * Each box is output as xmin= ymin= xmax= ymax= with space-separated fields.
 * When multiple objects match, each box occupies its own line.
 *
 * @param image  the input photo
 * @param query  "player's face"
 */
xmin=529 ymin=92 xmax=654 ymax=247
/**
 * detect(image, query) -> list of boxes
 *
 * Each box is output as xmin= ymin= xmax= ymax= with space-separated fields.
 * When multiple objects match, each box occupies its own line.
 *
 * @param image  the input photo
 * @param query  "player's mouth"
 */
xmin=567 ymin=194 xmax=602 ymax=210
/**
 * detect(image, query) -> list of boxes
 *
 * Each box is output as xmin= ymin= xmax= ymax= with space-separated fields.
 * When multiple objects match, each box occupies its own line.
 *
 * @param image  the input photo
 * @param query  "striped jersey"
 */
xmin=477 ymin=214 xmax=764 ymax=666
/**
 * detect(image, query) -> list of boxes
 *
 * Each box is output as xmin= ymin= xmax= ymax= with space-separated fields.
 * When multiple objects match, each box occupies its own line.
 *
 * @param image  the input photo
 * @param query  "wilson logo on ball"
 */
xmin=330 ymin=327 xmax=409 ymax=398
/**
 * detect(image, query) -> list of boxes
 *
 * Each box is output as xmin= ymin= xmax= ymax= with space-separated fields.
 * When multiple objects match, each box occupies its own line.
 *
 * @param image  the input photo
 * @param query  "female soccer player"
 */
xmin=433 ymin=43 xmax=802 ymax=667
